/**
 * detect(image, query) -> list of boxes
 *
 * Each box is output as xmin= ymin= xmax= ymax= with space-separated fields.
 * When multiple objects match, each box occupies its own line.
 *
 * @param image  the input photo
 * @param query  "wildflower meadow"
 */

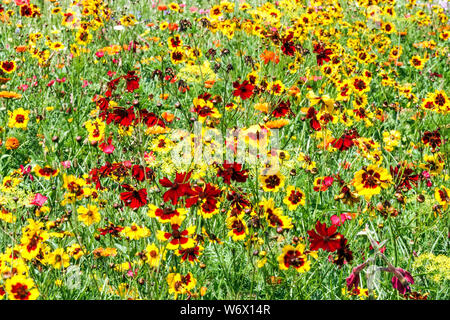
xmin=0 ymin=0 xmax=448 ymax=302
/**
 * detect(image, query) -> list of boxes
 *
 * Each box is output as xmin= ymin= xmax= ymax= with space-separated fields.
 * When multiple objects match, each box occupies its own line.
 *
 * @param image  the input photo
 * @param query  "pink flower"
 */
xmin=81 ymin=80 xmax=91 ymax=88
xmin=15 ymin=0 xmax=30 ymax=5
xmin=61 ymin=161 xmax=71 ymax=169
xmin=189 ymin=6 xmax=198 ymax=13
xmin=96 ymin=51 xmax=105 ymax=58
xmin=330 ymin=213 xmax=352 ymax=226
xmin=31 ymin=193 xmax=47 ymax=207
xmin=47 ymin=80 xmax=56 ymax=87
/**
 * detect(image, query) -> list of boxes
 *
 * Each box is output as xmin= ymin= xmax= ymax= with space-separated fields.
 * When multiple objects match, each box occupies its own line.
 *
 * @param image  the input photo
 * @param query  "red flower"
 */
xmin=392 ymin=268 xmax=414 ymax=295
xmin=233 ymin=80 xmax=254 ymax=100
xmin=124 ymin=71 xmax=140 ymax=92
xmin=313 ymin=43 xmax=332 ymax=66
xmin=217 ymin=162 xmax=248 ymax=185
xmin=307 ymin=221 xmax=343 ymax=252
xmin=159 ymin=172 xmax=194 ymax=205
xmin=280 ymin=33 xmax=296 ymax=56
xmin=131 ymin=165 xmax=154 ymax=182
xmin=331 ymin=129 xmax=359 ymax=151
xmin=272 ymin=99 xmax=294 ymax=118
xmin=106 ymin=106 xmax=135 ymax=127
xmin=305 ymin=107 xmax=321 ymax=131
xmin=185 ymin=183 xmax=222 ymax=209
xmin=120 ymin=184 xmax=147 ymax=209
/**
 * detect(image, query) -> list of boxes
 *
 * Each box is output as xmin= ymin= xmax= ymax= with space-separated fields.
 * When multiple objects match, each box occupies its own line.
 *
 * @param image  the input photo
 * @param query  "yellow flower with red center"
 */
xmin=226 ymin=216 xmax=248 ymax=241
xmin=0 ymin=60 xmax=17 ymax=74
xmin=435 ymin=186 xmax=450 ymax=210
xmin=419 ymin=153 xmax=445 ymax=176
xmin=167 ymin=272 xmax=196 ymax=299
xmin=67 ymin=243 xmax=84 ymax=260
xmin=33 ymin=165 xmax=59 ymax=180
xmin=120 ymin=14 xmax=137 ymax=27
xmin=353 ymin=165 xmax=392 ymax=200
xmin=351 ymin=76 xmax=371 ymax=95
xmin=176 ymin=244 xmax=204 ymax=265
xmin=409 ymin=55 xmax=427 ymax=70
xmin=259 ymin=172 xmax=285 ymax=192
xmin=8 ymin=108 xmax=30 ymax=129
xmin=259 ymin=198 xmax=293 ymax=230
xmin=267 ymin=80 xmax=285 ymax=96
xmin=84 ymin=118 xmax=105 ymax=143
xmin=277 ymin=243 xmax=311 ymax=273
xmin=382 ymin=130 xmax=401 ymax=152
xmin=4 ymin=275 xmax=39 ymax=300
xmin=168 ymin=34 xmax=183 ymax=50
xmin=283 ymin=186 xmax=306 ymax=210
xmin=76 ymin=29 xmax=93 ymax=46
xmin=156 ymin=216 xmax=196 ymax=250
xmin=77 ymin=204 xmax=101 ymax=226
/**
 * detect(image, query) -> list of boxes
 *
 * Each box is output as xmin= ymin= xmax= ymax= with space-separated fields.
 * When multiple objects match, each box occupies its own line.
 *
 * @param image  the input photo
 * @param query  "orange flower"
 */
xmin=162 ymin=112 xmax=175 ymax=122
xmin=266 ymin=119 xmax=289 ymax=129
xmin=204 ymin=80 xmax=215 ymax=88
xmin=0 ymin=91 xmax=22 ymax=99
xmin=15 ymin=46 xmax=28 ymax=53
xmin=260 ymin=50 xmax=279 ymax=64
xmin=5 ymin=137 xmax=19 ymax=150
xmin=158 ymin=5 xmax=168 ymax=11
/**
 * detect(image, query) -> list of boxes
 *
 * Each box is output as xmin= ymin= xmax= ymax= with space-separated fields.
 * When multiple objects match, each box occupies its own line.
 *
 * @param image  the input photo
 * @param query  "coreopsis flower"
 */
xmin=159 ymin=172 xmax=194 ymax=205
xmin=259 ymin=172 xmax=285 ymax=192
xmin=435 ymin=186 xmax=450 ymax=210
xmin=33 ymin=165 xmax=58 ymax=179
xmin=383 ymin=130 xmax=401 ymax=152
xmin=280 ymin=33 xmax=296 ymax=56
xmin=46 ymin=248 xmax=70 ymax=269
xmin=192 ymin=98 xmax=221 ymax=122
xmin=313 ymin=176 xmax=334 ymax=192
xmin=334 ymin=185 xmax=360 ymax=205
xmin=353 ymin=165 xmax=392 ymax=200
xmin=0 ymin=60 xmax=17 ymax=73
xmin=277 ymin=243 xmax=311 ymax=273
xmin=77 ymin=204 xmax=101 ymax=226
xmin=419 ymin=153 xmax=445 ymax=176
xmin=84 ymin=118 xmax=105 ymax=143
xmin=307 ymin=221 xmax=343 ymax=252
xmin=67 ymin=243 xmax=84 ymax=260
xmin=8 ymin=108 xmax=30 ymax=129
xmin=148 ymin=204 xmax=187 ymax=223
xmin=333 ymin=237 xmax=353 ymax=267
xmin=226 ymin=216 xmax=248 ymax=241
xmin=421 ymin=129 xmax=441 ymax=152
xmin=185 ymin=183 xmax=221 ymax=210
xmin=409 ymin=55 xmax=427 ymax=70
xmin=351 ymin=76 xmax=371 ymax=95
xmin=176 ymin=244 xmax=204 ymax=264
xmin=390 ymin=162 xmax=419 ymax=191
xmin=170 ymin=49 xmax=186 ymax=64
xmin=313 ymin=43 xmax=332 ymax=66
xmin=121 ymin=223 xmax=151 ymax=240
xmin=120 ymin=184 xmax=148 ymax=209
xmin=216 ymin=162 xmax=248 ymax=185
xmin=267 ymin=80 xmax=285 ymax=96
xmin=283 ymin=186 xmax=306 ymax=210
xmin=144 ymin=244 xmax=165 ymax=268
xmin=331 ymin=129 xmax=359 ymax=151
xmin=4 ymin=275 xmax=39 ymax=300
xmin=156 ymin=216 xmax=196 ymax=250
xmin=232 ymin=80 xmax=254 ymax=100
xmin=167 ymin=272 xmax=196 ymax=299
xmin=259 ymin=198 xmax=293 ymax=230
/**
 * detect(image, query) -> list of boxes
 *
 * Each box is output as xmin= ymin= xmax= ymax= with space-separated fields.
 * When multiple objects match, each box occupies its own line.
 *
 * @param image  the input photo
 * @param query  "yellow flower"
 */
xmin=8 ymin=108 xmax=30 ymax=129
xmin=46 ymin=248 xmax=70 ymax=269
xmin=353 ymin=165 xmax=392 ymax=200
xmin=4 ymin=275 xmax=39 ymax=300
xmin=259 ymin=172 xmax=285 ymax=192
xmin=283 ymin=186 xmax=306 ymax=210
xmin=145 ymin=244 xmax=165 ymax=268
xmin=277 ymin=243 xmax=311 ymax=273
xmin=77 ymin=204 xmax=101 ymax=226
xmin=121 ymin=223 xmax=151 ymax=240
